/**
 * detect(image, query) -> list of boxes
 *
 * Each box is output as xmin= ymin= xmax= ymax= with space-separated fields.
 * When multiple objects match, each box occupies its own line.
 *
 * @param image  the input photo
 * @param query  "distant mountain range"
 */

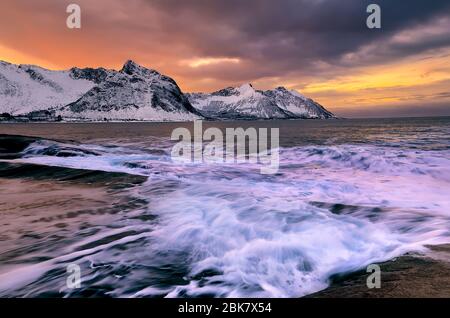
xmin=0 ymin=60 xmax=334 ymax=121
xmin=187 ymin=83 xmax=334 ymax=119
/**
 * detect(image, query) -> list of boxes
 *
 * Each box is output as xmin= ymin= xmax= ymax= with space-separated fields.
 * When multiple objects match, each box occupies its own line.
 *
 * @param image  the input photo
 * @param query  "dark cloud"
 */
xmin=1 ymin=0 xmax=450 ymax=117
xmin=140 ymin=0 xmax=450 ymax=77
xmin=1 ymin=0 xmax=449 ymax=78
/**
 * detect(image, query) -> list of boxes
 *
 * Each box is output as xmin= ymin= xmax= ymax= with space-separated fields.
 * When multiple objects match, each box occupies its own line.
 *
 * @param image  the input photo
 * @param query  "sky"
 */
xmin=0 ymin=0 xmax=450 ymax=117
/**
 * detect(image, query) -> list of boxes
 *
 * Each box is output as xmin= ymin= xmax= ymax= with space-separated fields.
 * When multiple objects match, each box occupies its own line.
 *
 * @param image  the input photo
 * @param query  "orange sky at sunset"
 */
xmin=1 ymin=0 xmax=449 ymax=117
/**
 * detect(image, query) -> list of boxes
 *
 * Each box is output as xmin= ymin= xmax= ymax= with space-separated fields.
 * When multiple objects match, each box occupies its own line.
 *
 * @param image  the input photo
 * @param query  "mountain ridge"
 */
xmin=186 ymin=83 xmax=334 ymax=120
xmin=0 ymin=60 xmax=334 ymax=121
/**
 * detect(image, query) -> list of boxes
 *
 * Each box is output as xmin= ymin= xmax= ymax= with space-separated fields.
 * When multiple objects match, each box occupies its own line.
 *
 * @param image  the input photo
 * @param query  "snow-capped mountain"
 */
xmin=187 ymin=83 xmax=334 ymax=119
xmin=1 ymin=59 xmax=334 ymax=121
xmin=0 ymin=60 xmax=96 ymax=115
xmin=0 ymin=60 xmax=200 ymax=121
xmin=60 ymin=61 xmax=200 ymax=121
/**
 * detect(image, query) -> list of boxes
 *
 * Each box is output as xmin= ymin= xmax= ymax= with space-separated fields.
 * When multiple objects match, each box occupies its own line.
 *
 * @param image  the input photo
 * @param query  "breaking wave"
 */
xmin=0 ymin=136 xmax=449 ymax=297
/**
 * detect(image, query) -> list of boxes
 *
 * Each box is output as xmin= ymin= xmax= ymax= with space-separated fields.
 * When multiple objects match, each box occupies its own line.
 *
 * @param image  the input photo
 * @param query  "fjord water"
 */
xmin=0 ymin=117 xmax=449 ymax=297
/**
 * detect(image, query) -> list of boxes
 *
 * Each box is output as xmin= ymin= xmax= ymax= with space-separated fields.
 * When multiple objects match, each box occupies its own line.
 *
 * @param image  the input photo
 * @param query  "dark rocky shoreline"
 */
xmin=309 ymin=245 xmax=450 ymax=298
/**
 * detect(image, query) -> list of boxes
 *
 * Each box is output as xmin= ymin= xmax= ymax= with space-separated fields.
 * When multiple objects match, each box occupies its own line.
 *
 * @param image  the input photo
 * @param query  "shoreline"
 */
xmin=2 ymin=115 xmax=450 ymax=124
xmin=308 ymin=245 xmax=450 ymax=298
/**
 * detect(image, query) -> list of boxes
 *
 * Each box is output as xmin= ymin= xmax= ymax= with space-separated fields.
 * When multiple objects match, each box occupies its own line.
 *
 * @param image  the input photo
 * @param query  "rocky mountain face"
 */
xmin=61 ymin=61 xmax=200 ymax=121
xmin=0 ymin=60 xmax=334 ymax=121
xmin=187 ymin=83 xmax=334 ymax=119
xmin=0 ymin=60 xmax=200 ymax=121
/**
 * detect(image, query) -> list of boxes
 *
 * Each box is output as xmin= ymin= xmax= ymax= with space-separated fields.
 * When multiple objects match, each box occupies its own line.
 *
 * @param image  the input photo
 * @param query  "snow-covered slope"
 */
xmin=0 ymin=61 xmax=95 ymax=115
xmin=187 ymin=84 xmax=334 ymax=119
xmin=0 ymin=60 xmax=201 ymax=121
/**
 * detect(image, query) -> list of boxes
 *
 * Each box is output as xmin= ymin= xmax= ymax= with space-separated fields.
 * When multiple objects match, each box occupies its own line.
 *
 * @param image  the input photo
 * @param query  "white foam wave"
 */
xmin=2 ymin=140 xmax=450 ymax=297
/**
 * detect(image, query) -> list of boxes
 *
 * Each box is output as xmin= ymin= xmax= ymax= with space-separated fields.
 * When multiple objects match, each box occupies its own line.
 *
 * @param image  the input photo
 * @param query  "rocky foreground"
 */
xmin=309 ymin=245 xmax=450 ymax=298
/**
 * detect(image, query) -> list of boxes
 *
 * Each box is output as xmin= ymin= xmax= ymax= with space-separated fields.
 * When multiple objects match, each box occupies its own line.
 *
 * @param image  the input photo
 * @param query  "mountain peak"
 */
xmin=274 ymin=86 xmax=306 ymax=99
xmin=237 ymin=83 xmax=254 ymax=94
xmin=121 ymin=60 xmax=142 ymax=72
xmin=239 ymin=83 xmax=253 ymax=89
xmin=123 ymin=59 xmax=140 ymax=68
xmin=121 ymin=60 xmax=157 ymax=76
